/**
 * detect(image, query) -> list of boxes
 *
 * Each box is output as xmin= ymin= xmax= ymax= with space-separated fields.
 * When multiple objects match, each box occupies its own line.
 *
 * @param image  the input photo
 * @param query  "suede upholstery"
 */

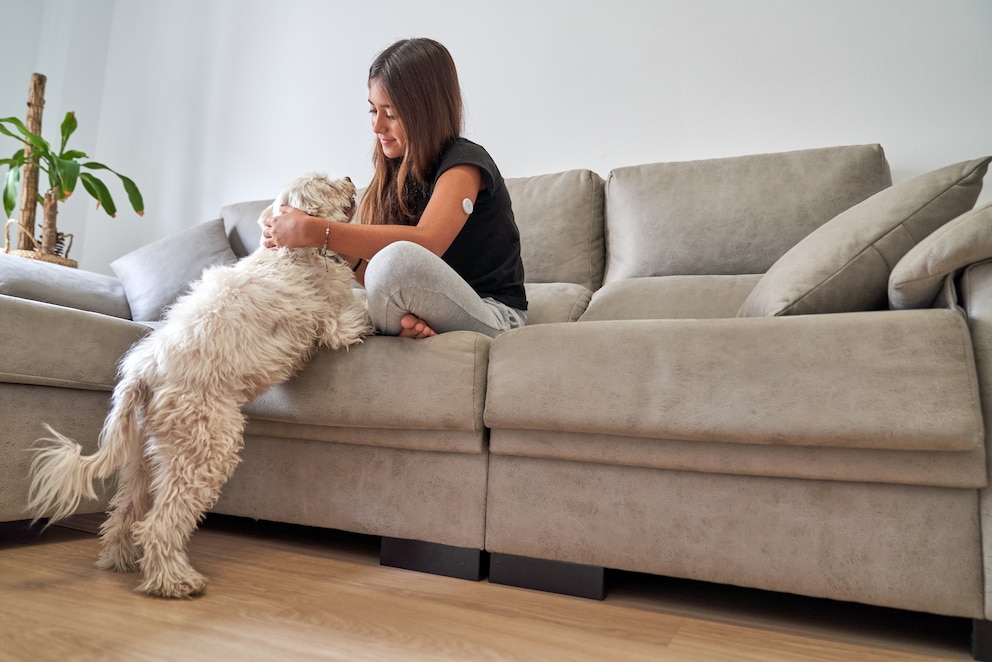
xmin=506 ymin=169 xmax=606 ymax=290
xmin=581 ymin=275 xmax=762 ymax=321
xmin=960 ymin=260 xmax=992 ymax=619
xmin=4 ymin=143 xmax=992 ymax=628
xmin=891 ymin=202 xmax=992 ymax=309
xmin=603 ymin=144 xmax=892 ymax=281
xmin=485 ymin=311 xmax=983 ymax=453
xmin=0 ymin=252 xmax=131 ymax=319
xmin=739 ymin=157 xmax=991 ymax=317
xmin=111 ymin=217 xmax=239 ymax=321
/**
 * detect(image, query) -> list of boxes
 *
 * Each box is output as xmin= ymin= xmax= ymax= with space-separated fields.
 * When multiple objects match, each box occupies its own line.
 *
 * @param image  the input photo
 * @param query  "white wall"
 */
xmin=2 ymin=0 xmax=991 ymax=273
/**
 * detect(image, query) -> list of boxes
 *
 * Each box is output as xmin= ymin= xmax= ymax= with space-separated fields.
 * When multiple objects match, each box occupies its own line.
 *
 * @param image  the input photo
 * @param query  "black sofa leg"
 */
xmin=489 ymin=552 xmax=606 ymax=600
xmin=379 ymin=537 xmax=486 ymax=581
xmin=974 ymin=619 xmax=992 ymax=661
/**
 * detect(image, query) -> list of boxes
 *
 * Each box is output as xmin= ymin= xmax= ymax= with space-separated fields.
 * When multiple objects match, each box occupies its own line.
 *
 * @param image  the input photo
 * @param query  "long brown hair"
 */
xmin=360 ymin=38 xmax=463 ymax=226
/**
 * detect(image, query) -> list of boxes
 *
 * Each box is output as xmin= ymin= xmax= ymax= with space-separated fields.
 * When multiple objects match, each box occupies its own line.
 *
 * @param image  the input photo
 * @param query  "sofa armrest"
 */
xmin=0 ymin=294 xmax=148 ymax=389
xmin=0 ymin=253 xmax=131 ymax=319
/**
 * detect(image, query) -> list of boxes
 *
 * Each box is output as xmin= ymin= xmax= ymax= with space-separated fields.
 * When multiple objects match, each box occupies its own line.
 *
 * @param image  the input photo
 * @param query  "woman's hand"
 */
xmin=261 ymin=206 xmax=321 ymax=249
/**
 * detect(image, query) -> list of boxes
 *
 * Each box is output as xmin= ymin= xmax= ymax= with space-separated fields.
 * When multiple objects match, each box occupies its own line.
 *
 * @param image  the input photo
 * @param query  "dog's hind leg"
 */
xmin=132 ymin=405 xmax=244 ymax=598
xmin=97 ymin=446 xmax=153 ymax=572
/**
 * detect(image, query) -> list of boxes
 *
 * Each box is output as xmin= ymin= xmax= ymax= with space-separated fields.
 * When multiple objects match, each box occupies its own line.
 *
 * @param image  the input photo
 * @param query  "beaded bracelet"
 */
xmin=320 ymin=219 xmax=331 ymax=255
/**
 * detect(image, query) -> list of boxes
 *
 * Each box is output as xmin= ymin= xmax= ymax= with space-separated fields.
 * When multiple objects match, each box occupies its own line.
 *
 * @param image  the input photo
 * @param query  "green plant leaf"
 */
xmin=59 ymin=111 xmax=77 ymax=154
xmin=3 ymin=166 xmax=20 ymax=217
xmin=0 ymin=153 xmax=26 ymax=168
xmin=4 ymin=147 xmax=26 ymax=167
xmin=82 ymin=162 xmax=143 ymax=214
xmin=0 ymin=116 xmax=50 ymax=153
xmin=53 ymin=157 xmax=80 ymax=198
xmin=0 ymin=116 xmax=29 ymax=131
xmin=119 ymin=174 xmax=144 ymax=214
xmin=0 ymin=116 xmax=30 ymax=138
xmin=0 ymin=123 xmax=23 ymax=142
xmin=45 ymin=166 xmax=62 ymax=202
xmin=2 ymin=114 xmax=143 ymax=222
xmin=79 ymin=172 xmax=116 ymax=216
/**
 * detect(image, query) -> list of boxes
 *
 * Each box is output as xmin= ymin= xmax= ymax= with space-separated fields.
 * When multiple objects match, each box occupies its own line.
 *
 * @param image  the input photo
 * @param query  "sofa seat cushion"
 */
xmin=580 ymin=275 xmax=762 ymax=321
xmin=485 ymin=310 xmax=982 ymax=453
xmin=603 ymin=144 xmax=892 ymax=282
xmin=739 ymin=157 xmax=991 ymax=317
xmin=242 ymin=421 xmax=486 ymax=455
xmin=488 ymin=429 xmax=986 ymax=488
xmin=242 ymin=331 xmax=491 ymax=451
xmin=0 ymin=253 xmax=131 ymax=319
xmin=0 ymin=295 xmax=149 ymax=390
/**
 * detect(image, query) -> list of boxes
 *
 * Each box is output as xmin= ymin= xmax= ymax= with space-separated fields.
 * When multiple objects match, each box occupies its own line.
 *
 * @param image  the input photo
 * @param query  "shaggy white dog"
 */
xmin=27 ymin=173 xmax=371 ymax=598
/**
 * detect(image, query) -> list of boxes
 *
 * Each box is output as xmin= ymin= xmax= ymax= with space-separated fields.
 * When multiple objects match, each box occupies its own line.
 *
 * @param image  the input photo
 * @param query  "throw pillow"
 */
xmin=111 ymin=218 xmax=238 ymax=321
xmin=738 ymin=157 xmax=990 ymax=317
xmin=889 ymin=202 xmax=992 ymax=309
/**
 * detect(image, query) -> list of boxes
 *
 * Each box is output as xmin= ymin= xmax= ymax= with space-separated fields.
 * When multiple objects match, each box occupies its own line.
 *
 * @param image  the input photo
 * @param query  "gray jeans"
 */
xmin=364 ymin=241 xmax=526 ymax=338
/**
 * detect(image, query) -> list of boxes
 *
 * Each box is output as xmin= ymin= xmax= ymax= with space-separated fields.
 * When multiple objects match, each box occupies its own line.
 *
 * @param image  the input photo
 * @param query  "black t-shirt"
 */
xmin=425 ymin=138 xmax=528 ymax=311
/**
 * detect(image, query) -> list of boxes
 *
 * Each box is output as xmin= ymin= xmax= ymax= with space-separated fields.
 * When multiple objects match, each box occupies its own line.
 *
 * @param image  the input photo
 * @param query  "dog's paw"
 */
xmin=96 ymin=552 xmax=140 ymax=573
xmin=137 ymin=571 xmax=208 ymax=599
xmin=97 ymin=542 xmax=142 ymax=573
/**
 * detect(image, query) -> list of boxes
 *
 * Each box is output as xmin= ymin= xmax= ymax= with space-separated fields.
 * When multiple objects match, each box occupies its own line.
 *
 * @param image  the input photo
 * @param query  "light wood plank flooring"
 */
xmin=0 ymin=515 xmax=974 ymax=661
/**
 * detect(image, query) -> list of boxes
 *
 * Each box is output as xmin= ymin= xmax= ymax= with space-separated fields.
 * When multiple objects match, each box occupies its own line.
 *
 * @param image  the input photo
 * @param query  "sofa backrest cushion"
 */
xmin=602 ymin=144 xmax=892 ymax=283
xmin=0 ymin=253 xmax=132 ymax=319
xmin=111 ymin=218 xmax=238 ymax=321
xmin=222 ymin=199 xmax=271 ymax=258
xmin=889 ymin=201 xmax=992 ymax=309
xmin=505 ymin=169 xmax=605 ymax=291
xmin=739 ymin=157 xmax=990 ymax=317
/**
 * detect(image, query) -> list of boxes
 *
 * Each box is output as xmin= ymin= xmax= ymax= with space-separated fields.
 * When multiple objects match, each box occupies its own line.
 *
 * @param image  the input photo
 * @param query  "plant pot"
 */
xmin=3 ymin=219 xmax=77 ymax=268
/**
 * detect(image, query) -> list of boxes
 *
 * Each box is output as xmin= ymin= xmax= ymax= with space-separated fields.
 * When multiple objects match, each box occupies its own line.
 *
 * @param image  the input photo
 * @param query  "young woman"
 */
xmin=261 ymin=38 xmax=527 ymax=339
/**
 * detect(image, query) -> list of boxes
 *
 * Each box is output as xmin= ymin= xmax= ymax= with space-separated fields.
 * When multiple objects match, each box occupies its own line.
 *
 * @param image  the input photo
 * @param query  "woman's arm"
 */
xmin=262 ymin=164 xmax=483 ymax=260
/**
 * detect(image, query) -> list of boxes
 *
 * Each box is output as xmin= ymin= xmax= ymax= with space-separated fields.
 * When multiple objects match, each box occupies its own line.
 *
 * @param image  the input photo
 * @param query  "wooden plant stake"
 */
xmin=17 ymin=73 xmax=46 ymax=251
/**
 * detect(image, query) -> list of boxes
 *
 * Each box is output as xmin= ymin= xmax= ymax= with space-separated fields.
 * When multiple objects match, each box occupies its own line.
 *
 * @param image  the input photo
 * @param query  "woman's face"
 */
xmin=369 ymin=78 xmax=407 ymax=159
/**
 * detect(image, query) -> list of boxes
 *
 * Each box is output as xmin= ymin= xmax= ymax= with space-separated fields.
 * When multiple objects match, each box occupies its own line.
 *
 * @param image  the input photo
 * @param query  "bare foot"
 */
xmin=398 ymin=313 xmax=437 ymax=339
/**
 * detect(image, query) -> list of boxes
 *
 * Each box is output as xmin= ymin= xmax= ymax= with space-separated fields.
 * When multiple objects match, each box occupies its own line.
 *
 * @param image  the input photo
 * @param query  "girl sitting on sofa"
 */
xmin=261 ymin=37 xmax=527 ymax=339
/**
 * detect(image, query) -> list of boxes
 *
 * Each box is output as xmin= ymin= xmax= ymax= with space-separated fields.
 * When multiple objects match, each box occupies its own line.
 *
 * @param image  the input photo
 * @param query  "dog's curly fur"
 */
xmin=27 ymin=173 xmax=372 ymax=598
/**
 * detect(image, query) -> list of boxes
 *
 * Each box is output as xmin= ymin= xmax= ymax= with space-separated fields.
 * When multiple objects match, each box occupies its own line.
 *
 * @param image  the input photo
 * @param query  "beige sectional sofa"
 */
xmin=4 ymin=143 xmax=992 ymax=657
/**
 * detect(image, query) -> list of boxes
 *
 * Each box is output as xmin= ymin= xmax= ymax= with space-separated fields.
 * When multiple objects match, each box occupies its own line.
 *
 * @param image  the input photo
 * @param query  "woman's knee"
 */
xmin=366 ymin=241 xmax=428 ymax=287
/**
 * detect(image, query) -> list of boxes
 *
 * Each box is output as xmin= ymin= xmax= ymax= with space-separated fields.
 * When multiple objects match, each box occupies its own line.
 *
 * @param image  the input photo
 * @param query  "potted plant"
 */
xmin=1 ymin=110 xmax=144 ymax=267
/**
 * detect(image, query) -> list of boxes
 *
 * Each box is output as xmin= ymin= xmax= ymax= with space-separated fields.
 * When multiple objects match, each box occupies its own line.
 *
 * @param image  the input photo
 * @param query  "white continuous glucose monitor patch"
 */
xmin=462 ymin=198 xmax=474 ymax=215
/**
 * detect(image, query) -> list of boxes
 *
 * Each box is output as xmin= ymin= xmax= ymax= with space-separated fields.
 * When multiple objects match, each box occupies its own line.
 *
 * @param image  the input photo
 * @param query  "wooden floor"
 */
xmin=0 ymin=515 xmax=974 ymax=661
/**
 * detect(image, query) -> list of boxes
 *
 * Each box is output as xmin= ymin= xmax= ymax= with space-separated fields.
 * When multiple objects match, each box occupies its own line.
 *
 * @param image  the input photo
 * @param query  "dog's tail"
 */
xmin=27 ymin=374 xmax=145 ymax=526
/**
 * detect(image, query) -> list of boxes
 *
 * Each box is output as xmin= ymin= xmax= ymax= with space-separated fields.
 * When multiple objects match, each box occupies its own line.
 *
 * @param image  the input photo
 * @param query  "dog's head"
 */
xmin=258 ymin=173 xmax=357 ymax=228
